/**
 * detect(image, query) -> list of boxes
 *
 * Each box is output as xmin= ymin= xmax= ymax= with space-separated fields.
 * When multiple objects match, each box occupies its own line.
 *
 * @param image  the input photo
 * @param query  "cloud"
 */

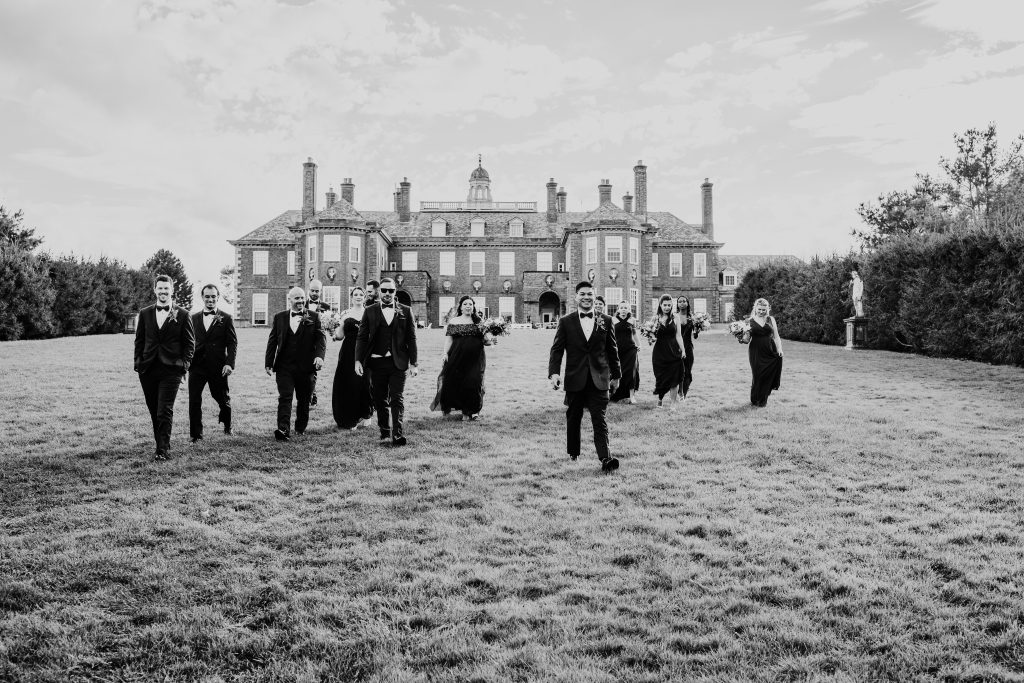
xmin=909 ymin=0 xmax=1024 ymax=45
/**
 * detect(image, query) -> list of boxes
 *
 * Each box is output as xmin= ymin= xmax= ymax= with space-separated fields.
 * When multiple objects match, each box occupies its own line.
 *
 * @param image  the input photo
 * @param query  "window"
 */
xmin=431 ymin=218 xmax=447 ymax=237
xmin=378 ymin=237 xmax=388 ymax=270
xmin=693 ymin=298 xmax=707 ymax=316
xmin=439 ymin=296 xmax=455 ymax=325
xmin=508 ymin=219 xmax=524 ymax=237
xmin=651 ymin=299 xmax=660 ymax=316
xmin=322 ymin=234 xmax=341 ymax=262
xmin=469 ymin=252 xmax=485 ymax=276
xmin=388 ymin=261 xmax=397 ymax=271
xmin=306 ymin=235 xmax=317 ymax=262
xmin=322 ymin=286 xmax=341 ymax=311
xmin=605 ymin=236 xmax=622 ymax=263
xmin=252 ymin=293 xmax=268 ymax=325
xmin=629 ymin=237 xmax=639 ymax=265
xmin=537 ymin=252 xmax=552 ymax=271
xmin=499 ymin=296 xmax=515 ymax=321
xmin=651 ymin=252 xmax=659 ymax=277
xmin=349 ymin=236 xmax=361 ymax=263
xmin=586 ymin=237 xmax=598 ymax=264
xmin=604 ymin=287 xmax=623 ymax=315
xmin=693 ymin=253 xmax=707 ymax=278
xmin=630 ymin=288 xmax=640 ymax=315
xmin=499 ymin=252 xmax=515 ymax=276
xmin=475 ymin=297 xmax=487 ymax=317
xmin=724 ymin=302 xmax=735 ymax=321
xmin=252 ymin=251 xmax=268 ymax=275
xmin=471 ymin=218 xmax=485 ymax=237
xmin=286 ymin=251 xmax=295 ymax=276
xmin=402 ymin=252 xmax=418 ymax=271
xmin=439 ymin=252 xmax=455 ymax=276
xmin=557 ymin=262 xmax=565 ymax=272
xmin=723 ymin=273 xmax=737 ymax=287
xmin=669 ymin=253 xmax=683 ymax=277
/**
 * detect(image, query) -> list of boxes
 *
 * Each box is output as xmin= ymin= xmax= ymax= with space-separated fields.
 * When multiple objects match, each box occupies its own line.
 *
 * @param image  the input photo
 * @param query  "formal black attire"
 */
xmin=265 ymin=310 xmax=327 ymax=435
xmin=749 ymin=317 xmax=783 ymax=406
xmin=187 ymin=309 xmax=237 ymax=438
xmin=332 ymin=314 xmax=374 ymax=429
xmin=430 ymin=322 xmax=486 ymax=417
xmin=651 ymin=317 xmax=683 ymax=400
xmin=548 ymin=311 xmax=621 ymax=461
xmin=678 ymin=317 xmax=697 ymax=397
xmin=134 ymin=304 xmax=195 ymax=455
xmin=306 ymin=299 xmax=331 ymax=406
xmin=609 ymin=318 xmax=639 ymax=402
xmin=354 ymin=302 xmax=418 ymax=442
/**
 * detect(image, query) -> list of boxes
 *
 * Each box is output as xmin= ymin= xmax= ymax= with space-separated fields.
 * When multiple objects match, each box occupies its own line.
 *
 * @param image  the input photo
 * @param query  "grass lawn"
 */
xmin=1 ymin=327 xmax=1022 ymax=681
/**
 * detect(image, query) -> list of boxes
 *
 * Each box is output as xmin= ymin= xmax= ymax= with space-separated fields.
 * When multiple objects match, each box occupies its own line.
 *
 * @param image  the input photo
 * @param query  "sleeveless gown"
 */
xmin=749 ymin=318 xmax=783 ymax=406
xmin=332 ymin=316 xmax=374 ymax=428
xmin=678 ymin=318 xmax=695 ymax=397
xmin=610 ymin=319 xmax=639 ymax=402
xmin=430 ymin=323 xmax=486 ymax=416
xmin=651 ymin=318 xmax=683 ymax=400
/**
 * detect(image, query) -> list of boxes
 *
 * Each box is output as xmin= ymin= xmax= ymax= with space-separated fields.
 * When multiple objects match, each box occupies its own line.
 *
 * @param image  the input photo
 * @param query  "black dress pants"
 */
xmin=368 ymin=356 xmax=406 ymax=439
xmin=140 ymin=362 xmax=184 ymax=453
xmin=565 ymin=374 xmax=610 ymax=460
xmin=188 ymin=368 xmax=231 ymax=438
xmin=275 ymin=368 xmax=314 ymax=434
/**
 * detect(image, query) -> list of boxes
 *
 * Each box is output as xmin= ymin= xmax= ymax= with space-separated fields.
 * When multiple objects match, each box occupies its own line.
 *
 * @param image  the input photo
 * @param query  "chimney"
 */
xmin=325 ymin=186 xmax=336 ymax=209
xmin=399 ymin=177 xmax=411 ymax=222
xmin=623 ymin=193 xmax=633 ymax=214
xmin=557 ymin=187 xmax=567 ymax=213
xmin=598 ymin=178 xmax=612 ymax=204
xmin=634 ymin=160 xmax=647 ymax=220
xmin=340 ymin=177 xmax=354 ymax=206
xmin=393 ymin=188 xmax=400 ymax=213
xmin=546 ymin=178 xmax=558 ymax=222
xmin=302 ymin=157 xmax=317 ymax=221
xmin=702 ymin=177 xmax=714 ymax=239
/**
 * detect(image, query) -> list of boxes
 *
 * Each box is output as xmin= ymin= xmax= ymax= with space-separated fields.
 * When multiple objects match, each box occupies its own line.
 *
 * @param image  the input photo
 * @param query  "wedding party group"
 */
xmin=133 ymin=275 xmax=784 ymax=469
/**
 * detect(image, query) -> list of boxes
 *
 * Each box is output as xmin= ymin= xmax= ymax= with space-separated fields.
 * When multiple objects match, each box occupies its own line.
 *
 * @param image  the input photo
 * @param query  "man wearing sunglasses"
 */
xmin=354 ymin=277 xmax=419 ymax=446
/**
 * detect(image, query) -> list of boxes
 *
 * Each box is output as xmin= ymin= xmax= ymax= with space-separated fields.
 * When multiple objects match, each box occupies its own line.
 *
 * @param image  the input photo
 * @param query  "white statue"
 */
xmin=851 ymin=270 xmax=864 ymax=317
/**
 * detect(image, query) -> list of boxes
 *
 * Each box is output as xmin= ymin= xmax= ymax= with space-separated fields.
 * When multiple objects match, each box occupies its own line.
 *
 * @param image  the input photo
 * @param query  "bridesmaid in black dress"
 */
xmin=430 ymin=295 xmax=495 ymax=420
xmin=610 ymin=301 xmax=640 ymax=403
xmin=675 ymin=295 xmax=698 ymax=398
xmin=331 ymin=287 xmax=374 ymax=429
xmin=748 ymin=297 xmax=784 ymax=407
xmin=650 ymin=294 xmax=686 ymax=410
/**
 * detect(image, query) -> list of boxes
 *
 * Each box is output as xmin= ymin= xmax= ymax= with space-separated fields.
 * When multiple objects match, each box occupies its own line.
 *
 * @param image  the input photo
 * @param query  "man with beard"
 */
xmin=188 ymin=284 xmax=237 ymax=442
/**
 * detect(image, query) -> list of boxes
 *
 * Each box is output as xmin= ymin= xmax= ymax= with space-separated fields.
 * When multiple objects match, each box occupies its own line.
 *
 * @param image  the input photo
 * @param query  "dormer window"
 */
xmin=508 ymin=218 xmax=524 ymax=237
xmin=431 ymin=218 xmax=447 ymax=237
xmin=471 ymin=218 xmax=485 ymax=237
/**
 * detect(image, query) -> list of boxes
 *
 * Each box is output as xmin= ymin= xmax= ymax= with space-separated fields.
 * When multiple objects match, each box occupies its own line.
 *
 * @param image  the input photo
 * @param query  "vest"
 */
xmin=279 ymin=326 xmax=300 ymax=367
xmin=371 ymin=313 xmax=394 ymax=356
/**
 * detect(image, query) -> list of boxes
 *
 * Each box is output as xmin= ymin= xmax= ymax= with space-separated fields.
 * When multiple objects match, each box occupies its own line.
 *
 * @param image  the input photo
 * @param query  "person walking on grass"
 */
xmin=305 ymin=279 xmax=331 ymax=408
xmin=134 ymin=274 xmax=195 ymax=461
xmin=548 ymin=281 xmax=622 ymax=472
xmin=650 ymin=294 xmax=685 ymax=410
xmin=265 ymin=287 xmax=326 ymax=442
xmin=188 ymin=283 xmax=237 ymax=442
xmin=749 ymin=297 xmax=784 ymax=407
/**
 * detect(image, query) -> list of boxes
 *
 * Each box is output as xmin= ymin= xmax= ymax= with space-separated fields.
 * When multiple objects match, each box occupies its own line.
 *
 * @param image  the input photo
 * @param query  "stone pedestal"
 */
xmin=844 ymin=316 xmax=869 ymax=350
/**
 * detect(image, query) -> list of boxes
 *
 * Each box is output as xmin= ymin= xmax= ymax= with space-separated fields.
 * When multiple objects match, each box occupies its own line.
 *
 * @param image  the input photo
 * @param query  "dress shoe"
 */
xmin=295 ymin=430 xmax=304 ymax=436
xmin=600 ymin=457 xmax=620 ymax=472
xmin=379 ymin=430 xmax=391 ymax=442
xmin=392 ymin=436 xmax=407 ymax=447
xmin=274 ymin=429 xmax=290 ymax=442
xmin=568 ymin=454 xmax=579 ymax=461
xmin=154 ymin=449 xmax=168 ymax=461
xmin=310 ymin=393 xmax=318 ymax=407
xmin=223 ymin=426 xmax=233 ymax=436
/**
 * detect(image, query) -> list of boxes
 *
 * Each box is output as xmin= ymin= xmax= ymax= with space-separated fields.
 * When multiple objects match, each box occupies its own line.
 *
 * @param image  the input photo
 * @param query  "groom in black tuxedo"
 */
xmin=188 ymin=284 xmax=237 ymax=441
xmin=354 ymin=277 xmax=418 ymax=446
xmin=548 ymin=281 xmax=621 ymax=471
xmin=265 ymin=286 xmax=327 ymax=441
xmin=134 ymin=274 xmax=195 ymax=460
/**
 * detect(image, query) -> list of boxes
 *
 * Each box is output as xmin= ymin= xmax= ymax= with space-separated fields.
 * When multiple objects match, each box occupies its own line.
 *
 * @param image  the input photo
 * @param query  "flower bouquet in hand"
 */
xmin=728 ymin=318 xmax=751 ymax=344
xmin=692 ymin=312 xmax=711 ymax=334
xmin=481 ymin=317 xmax=511 ymax=337
xmin=321 ymin=310 xmax=344 ymax=337
xmin=639 ymin=319 xmax=660 ymax=345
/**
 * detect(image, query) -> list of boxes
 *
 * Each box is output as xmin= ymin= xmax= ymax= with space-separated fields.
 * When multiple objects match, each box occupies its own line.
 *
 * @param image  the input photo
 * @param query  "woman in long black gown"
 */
xmin=332 ymin=287 xmax=374 ymax=429
xmin=430 ymin=295 xmax=494 ymax=420
xmin=610 ymin=301 xmax=641 ymax=403
xmin=748 ymin=297 xmax=784 ymax=407
xmin=675 ymin=295 xmax=698 ymax=398
xmin=650 ymin=294 xmax=686 ymax=410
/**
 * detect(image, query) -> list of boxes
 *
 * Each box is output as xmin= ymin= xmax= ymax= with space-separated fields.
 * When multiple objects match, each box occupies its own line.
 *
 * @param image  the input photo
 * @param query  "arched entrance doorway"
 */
xmin=538 ymin=291 xmax=560 ymax=325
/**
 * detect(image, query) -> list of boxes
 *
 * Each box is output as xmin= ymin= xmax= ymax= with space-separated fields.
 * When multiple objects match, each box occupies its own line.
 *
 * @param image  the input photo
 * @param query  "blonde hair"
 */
xmin=751 ymin=298 xmax=771 ymax=317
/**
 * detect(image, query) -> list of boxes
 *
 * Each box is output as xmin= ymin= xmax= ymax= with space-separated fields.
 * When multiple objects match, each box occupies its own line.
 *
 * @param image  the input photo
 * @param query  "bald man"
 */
xmin=265 ymin=287 xmax=326 ymax=441
xmin=305 ymin=279 xmax=331 ymax=407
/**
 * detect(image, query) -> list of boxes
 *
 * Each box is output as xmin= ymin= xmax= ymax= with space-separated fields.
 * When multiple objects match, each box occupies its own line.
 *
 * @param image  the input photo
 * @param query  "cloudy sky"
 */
xmin=1 ymin=0 xmax=1020 ymax=294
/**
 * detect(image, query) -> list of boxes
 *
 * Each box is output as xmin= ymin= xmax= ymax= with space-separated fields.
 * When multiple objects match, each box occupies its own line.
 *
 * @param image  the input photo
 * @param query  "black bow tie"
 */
xmin=579 ymin=312 xmax=593 ymax=319
xmin=291 ymin=311 xmax=304 ymax=317
xmin=203 ymin=310 xmax=216 ymax=316
xmin=156 ymin=306 xmax=170 ymax=312
xmin=381 ymin=303 xmax=393 ymax=309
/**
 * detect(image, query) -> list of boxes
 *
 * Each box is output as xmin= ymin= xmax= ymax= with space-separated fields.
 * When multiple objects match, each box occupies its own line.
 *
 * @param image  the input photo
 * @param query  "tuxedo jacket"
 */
xmin=548 ymin=311 xmax=621 ymax=392
xmin=190 ymin=309 xmax=238 ymax=375
xmin=353 ymin=303 xmax=418 ymax=371
xmin=134 ymin=304 xmax=195 ymax=373
xmin=265 ymin=310 xmax=327 ymax=373
xmin=306 ymin=299 xmax=332 ymax=314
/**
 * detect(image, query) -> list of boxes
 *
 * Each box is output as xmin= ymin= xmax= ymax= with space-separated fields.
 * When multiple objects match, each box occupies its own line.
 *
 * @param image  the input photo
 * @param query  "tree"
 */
xmin=142 ymin=249 xmax=192 ymax=310
xmin=0 ymin=245 xmax=55 ymax=340
xmin=0 ymin=205 xmax=43 ymax=251
xmin=219 ymin=265 xmax=237 ymax=305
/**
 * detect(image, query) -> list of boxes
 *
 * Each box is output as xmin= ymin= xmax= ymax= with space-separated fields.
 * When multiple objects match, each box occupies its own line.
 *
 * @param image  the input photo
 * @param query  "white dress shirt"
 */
xmin=579 ymin=311 xmax=595 ymax=340
xmin=155 ymin=307 xmax=170 ymax=328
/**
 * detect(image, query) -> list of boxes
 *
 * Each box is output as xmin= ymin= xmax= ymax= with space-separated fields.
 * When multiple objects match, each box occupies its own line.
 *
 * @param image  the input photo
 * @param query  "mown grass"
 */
xmin=1 ymin=328 xmax=1022 ymax=681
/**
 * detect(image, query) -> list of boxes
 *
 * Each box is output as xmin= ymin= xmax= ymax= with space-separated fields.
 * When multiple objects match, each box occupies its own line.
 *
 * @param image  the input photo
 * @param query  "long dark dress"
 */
xmin=678 ymin=318 xmax=696 ymax=397
xmin=651 ymin=317 xmax=683 ymax=400
xmin=332 ymin=316 xmax=374 ymax=428
xmin=749 ymin=318 xmax=783 ymax=406
xmin=610 ymin=318 xmax=640 ymax=402
xmin=430 ymin=323 xmax=486 ymax=417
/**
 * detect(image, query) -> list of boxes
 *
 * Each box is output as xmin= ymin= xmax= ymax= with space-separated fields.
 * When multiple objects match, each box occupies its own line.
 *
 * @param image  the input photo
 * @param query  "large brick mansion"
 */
xmin=230 ymin=157 xmax=744 ymax=326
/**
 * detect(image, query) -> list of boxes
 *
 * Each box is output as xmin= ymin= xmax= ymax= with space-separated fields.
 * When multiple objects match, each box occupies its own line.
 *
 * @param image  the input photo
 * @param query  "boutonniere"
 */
xmin=300 ymin=313 xmax=314 ymax=326
xmin=594 ymin=317 xmax=607 ymax=333
xmin=165 ymin=309 xmax=178 ymax=325
xmin=211 ymin=313 xmax=224 ymax=327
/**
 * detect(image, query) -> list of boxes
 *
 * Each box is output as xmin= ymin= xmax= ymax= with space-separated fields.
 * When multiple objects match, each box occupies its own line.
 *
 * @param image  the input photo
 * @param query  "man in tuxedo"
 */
xmin=354 ymin=277 xmax=418 ymax=446
xmin=364 ymin=280 xmax=380 ymax=307
xmin=548 ymin=281 xmax=622 ymax=471
xmin=305 ymin=279 xmax=331 ymax=407
xmin=134 ymin=274 xmax=195 ymax=460
xmin=188 ymin=284 xmax=237 ymax=442
xmin=265 ymin=286 xmax=326 ymax=441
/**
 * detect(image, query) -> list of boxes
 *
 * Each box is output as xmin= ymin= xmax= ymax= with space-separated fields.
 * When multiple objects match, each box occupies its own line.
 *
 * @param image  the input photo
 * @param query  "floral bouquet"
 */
xmin=481 ymin=317 xmax=511 ymax=337
xmin=639 ymin=319 xmax=660 ymax=345
xmin=691 ymin=312 xmax=712 ymax=333
xmin=728 ymin=318 xmax=751 ymax=344
xmin=320 ymin=309 xmax=344 ymax=336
